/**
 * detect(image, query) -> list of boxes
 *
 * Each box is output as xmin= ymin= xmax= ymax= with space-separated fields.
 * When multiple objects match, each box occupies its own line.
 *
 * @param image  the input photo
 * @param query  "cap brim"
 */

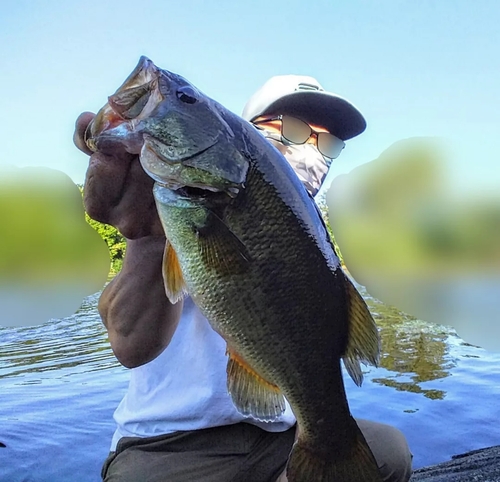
xmin=256 ymin=91 xmax=366 ymax=141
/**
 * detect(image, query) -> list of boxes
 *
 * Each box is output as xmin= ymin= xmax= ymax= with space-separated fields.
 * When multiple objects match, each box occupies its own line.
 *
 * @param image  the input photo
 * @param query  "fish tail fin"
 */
xmin=287 ymin=429 xmax=383 ymax=482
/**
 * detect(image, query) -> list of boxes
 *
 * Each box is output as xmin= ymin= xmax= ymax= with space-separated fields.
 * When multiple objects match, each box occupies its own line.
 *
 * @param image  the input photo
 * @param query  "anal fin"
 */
xmin=226 ymin=348 xmax=285 ymax=421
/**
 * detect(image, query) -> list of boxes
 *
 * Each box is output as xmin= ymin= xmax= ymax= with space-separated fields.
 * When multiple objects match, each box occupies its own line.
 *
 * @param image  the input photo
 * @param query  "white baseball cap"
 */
xmin=242 ymin=75 xmax=366 ymax=141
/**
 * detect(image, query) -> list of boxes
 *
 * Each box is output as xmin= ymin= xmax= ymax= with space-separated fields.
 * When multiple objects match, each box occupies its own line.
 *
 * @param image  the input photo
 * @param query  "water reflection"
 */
xmin=361 ymin=287 xmax=456 ymax=399
xmin=1 ymin=284 xmax=459 ymax=397
xmin=0 ymin=292 xmax=116 ymax=382
xmin=1 ymin=283 xmax=500 ymax=478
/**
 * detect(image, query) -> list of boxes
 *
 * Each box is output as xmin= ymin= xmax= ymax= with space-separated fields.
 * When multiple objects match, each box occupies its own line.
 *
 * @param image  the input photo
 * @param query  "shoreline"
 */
xmin=411 ymin=445 xmax=500 ymax=481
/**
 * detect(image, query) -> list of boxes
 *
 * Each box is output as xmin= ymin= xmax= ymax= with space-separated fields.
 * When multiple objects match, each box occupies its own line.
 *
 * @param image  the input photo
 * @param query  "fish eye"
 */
xmin=176 ymin=86 xmax=198 ymax=104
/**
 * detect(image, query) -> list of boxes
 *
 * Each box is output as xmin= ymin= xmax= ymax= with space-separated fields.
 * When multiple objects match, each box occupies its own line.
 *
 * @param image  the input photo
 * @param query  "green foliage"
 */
xmin=85 ymin=215 xmax=126 ymax=273
xmin=78 ymin=185 xmax=126 ymax=274
xmin=317 ymin=198 xmax=345 ymax=266
xmin=77 ymin=185 xmax=341 ymax=275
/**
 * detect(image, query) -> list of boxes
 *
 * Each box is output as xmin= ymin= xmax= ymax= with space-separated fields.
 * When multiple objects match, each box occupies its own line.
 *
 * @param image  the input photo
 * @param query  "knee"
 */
xmin=356 ymin=419 xmax=413 ymax=482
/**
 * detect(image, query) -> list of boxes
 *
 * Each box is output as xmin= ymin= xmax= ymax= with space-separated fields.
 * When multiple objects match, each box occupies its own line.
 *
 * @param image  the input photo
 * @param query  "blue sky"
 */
xmin=1 ymin=0 xmax=499 ymax=195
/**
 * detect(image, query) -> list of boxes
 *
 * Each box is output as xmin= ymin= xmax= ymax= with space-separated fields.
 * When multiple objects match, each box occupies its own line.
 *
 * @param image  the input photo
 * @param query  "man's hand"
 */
xmin=74 ymin=112 xmax=182 ymax=368
xmin=74 ymin=112 xmax=164 ymax=240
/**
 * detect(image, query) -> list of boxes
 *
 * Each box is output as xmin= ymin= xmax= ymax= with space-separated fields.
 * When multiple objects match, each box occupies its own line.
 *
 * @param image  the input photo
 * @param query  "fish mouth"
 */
xmin=85 ymin=57 xmax=162 ymax=154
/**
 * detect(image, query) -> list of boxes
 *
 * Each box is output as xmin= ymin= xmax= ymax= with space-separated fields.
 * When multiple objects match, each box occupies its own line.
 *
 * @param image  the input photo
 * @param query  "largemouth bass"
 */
xmin=86 ymin=57 xmax=382 ymax=482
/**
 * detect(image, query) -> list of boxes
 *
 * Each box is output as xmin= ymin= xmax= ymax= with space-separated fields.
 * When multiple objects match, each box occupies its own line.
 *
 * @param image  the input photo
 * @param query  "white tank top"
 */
xmin=111 ymin=297 xmax=296 ymax=450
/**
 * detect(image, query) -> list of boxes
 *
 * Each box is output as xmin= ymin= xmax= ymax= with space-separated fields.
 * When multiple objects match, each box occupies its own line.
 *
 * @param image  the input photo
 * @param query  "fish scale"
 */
xmin=87 ymin=56 xmax=383 ymax=482
xmin=157 ymin=163 xmax=355 ymax=446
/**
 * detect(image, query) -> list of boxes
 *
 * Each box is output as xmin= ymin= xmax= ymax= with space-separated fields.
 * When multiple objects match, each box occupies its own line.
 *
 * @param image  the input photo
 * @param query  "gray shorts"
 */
xmin=102 ymin=419 xmax=412 ymax=482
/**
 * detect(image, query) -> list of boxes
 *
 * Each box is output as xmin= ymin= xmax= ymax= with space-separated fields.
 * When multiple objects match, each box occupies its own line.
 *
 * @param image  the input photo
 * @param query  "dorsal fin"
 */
xmin=310 ymin=196 xmax=380 ymax=386
xmin=342 ymin=274 xmax=380 ymax=386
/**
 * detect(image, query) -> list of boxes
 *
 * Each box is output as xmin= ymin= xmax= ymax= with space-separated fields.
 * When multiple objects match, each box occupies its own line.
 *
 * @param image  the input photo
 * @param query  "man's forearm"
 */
xmin=99 ymin=235 xmax=183 ymax=368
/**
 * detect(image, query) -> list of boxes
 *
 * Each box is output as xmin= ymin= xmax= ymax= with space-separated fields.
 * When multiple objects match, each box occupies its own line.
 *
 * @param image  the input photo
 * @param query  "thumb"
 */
xmin=74 ymin=112 xmax=96 ymax=155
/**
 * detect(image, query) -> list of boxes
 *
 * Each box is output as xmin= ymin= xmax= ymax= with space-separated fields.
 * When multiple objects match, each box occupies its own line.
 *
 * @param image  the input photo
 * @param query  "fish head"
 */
xmin=85 ymin=56 xmax=161 ymax=154
xmin=86 ymin=56 xmax=250 ymax=202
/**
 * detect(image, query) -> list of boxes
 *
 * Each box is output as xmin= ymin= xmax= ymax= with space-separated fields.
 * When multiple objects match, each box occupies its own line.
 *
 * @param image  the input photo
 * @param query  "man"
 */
xmin=74 ymin=74 xmax=412 ymax=482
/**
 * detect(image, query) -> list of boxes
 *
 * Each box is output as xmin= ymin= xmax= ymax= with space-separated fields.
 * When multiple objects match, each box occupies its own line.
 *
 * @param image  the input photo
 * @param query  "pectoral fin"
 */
xmin=226 ymin=348 xmax=285 ymax=421
xmin=162 ymin=241 xmax=187 ymax=304
xmin=342 ymin=274 xmax=380 ymax=386
xmin=197 ymin=210 xmax=250 ymax=275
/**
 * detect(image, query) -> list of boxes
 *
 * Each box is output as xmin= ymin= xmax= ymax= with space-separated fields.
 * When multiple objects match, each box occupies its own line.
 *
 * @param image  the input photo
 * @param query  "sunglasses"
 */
xmin=254 ymin=115 xmax=345 ymax=159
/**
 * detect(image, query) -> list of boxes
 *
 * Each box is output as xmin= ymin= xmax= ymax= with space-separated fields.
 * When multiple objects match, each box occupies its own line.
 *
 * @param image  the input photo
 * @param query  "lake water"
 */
xmin=1 ymin=284 xmax=500 ymax=481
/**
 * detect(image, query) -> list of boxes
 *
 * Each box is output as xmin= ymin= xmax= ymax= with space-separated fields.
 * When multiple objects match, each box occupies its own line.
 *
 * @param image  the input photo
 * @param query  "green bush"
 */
xmin=78 ymin=185 xmax=126 ymax=274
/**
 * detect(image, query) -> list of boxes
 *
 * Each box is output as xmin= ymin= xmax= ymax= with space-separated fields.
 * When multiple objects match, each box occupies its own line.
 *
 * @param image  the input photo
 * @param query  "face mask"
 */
xmin=263 ymin=132 xmax=330 ymax=197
